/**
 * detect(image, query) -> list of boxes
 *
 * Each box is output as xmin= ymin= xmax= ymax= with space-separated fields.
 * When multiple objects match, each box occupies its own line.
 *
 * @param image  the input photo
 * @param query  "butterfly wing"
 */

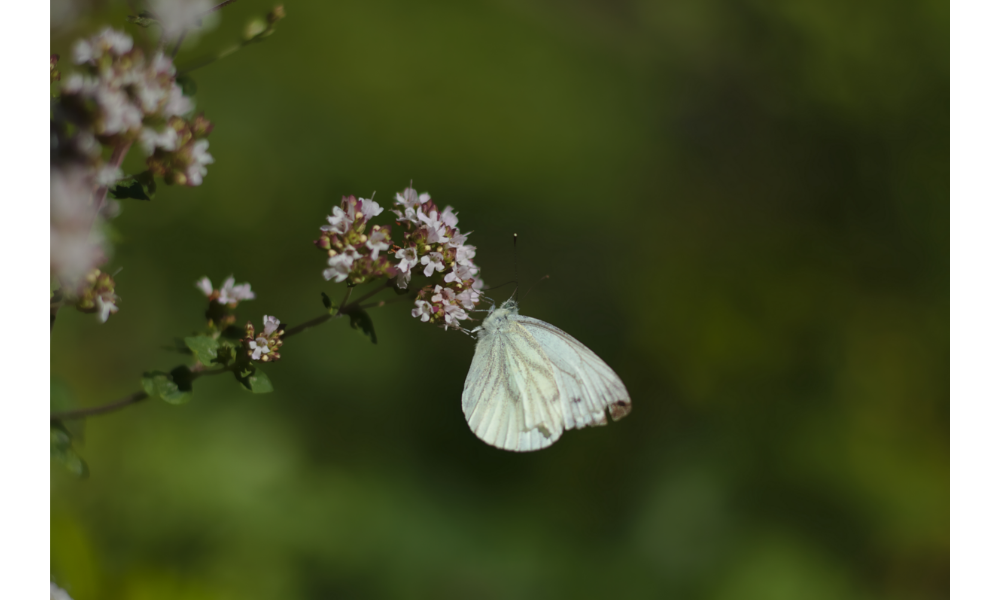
xmin=515 ymin=316 xmax=631 ymax=431
xmin=462 ymin=322 xmax=564 ymax=452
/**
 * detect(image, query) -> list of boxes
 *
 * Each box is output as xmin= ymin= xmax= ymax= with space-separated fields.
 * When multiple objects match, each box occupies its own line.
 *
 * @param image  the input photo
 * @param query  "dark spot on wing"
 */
xmin=609 ymin=399 xmax=632 ymax=421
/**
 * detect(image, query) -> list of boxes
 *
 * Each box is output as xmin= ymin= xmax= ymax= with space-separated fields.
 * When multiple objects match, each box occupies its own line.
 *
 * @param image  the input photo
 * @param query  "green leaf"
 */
xmin=247 ymin=370 xmax=273 ymax=393
xmin=176 ymin=74 xmax=197 ymax=96
xmin=321 ymin=291 xmax=333 ymax=312
xmin=162 ymin=338 xmax=195 ymax=354
xmin=50 ymin=423 xmax=88 ymax=478
xmin=215 ymin=342 xmax=236 ymax=366
xmin=184 ymin=335 xmax=219 ymax=365
xmin=170 ymin=366 xmax=194 ymax=393
xmin=348 ymin=309 xmax=377 ymax=344
xmin=109 ymin=170 xmax=156 ymax=201
xmin=126 ymin=11 xmax=157 ymax=27
xmin=141 ymin=370 xmax=192 ymax=405
xmin=234 ymin=366 xmax=273 ymax=394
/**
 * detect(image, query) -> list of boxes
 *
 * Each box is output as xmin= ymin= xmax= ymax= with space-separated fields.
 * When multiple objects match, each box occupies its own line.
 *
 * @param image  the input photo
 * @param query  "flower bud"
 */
xmin=268 ymin=5 xmax=286 ymax=24
xmin=244 ymin=19 xmax=268 ymax=41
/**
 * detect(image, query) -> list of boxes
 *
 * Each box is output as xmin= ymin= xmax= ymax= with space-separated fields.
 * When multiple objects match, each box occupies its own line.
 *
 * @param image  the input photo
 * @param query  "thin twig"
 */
xmin=333 ymin=286 xmax=353 ymax=317
xmin=344 ymin=281 xmax=392 ymax=309
xmin=50 ymin=282 xmax=397 ymax=421
xmin=51 ymin=391 xmax=149 ymax=420
xmin=282 ymin=313 xmax=332 ymax=338
xmin=171 ymin=30 xmax=187 ymax=58
xmin=50 ymin=366 xmax=230 ymax=421
xmin=92 ymin=141 xmax=132 ymax=221
xmin=204 ymin=0 xmax=239 ymax=15
xmin=358 ymin=293 xmax=416 ymax=310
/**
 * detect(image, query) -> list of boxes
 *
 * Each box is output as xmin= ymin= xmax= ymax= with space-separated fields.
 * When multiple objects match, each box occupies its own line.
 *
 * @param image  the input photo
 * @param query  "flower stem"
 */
xmin=205 ymin=0 xmax=239 ymax=15
xmin=50 ymin=366 xmax=231 ymax=421
xmin=93 ymin=141 xmax=132 ymax=220
xmin=282 ymin=313 xmax=331 ymax=338
xmin=50 ymin=282 xmax=397 ymax=421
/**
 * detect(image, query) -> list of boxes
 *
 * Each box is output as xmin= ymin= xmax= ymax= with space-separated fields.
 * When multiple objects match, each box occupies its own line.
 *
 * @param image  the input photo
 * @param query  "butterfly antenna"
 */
xmin=520 ymin=275 xmax=550 ymax=303
xmin=513 ymin=233 xmax=519 ymax=302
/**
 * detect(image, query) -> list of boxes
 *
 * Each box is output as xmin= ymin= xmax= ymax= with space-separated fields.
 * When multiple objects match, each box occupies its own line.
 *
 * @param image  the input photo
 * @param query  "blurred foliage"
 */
xmin=50 ymin=0 xmax=947 ymax=599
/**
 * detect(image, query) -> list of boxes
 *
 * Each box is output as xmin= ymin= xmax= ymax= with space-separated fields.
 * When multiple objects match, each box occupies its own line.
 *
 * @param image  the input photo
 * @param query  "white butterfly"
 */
xmin=462 ymin=298 xmax=631 ymax=451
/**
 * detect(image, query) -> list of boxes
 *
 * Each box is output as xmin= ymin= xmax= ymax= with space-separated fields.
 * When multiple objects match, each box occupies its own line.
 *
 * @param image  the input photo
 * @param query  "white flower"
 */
xmin=360 ymin=197 xmax=383 ymax=221
xmin=139 ymin=126 xmax=180 ymax=154
xmin=440 ymin=206 xmax=459 ymax=228
xmin=218 ymin=276 xmax=255 ymax=304
xmin=51 ymin=582 xmax=75 ymax=600
xmin=95 ymin=164 xmax=123 ymax=187
xmin=444 ymin=262 xmax=478 ymax=283
xmin=442 ymin=304 xmax=469 ymax=329
xmin=195 ymin=276 xmax=214 ymax=296
xmin=262 ymin=315 xmax=280 ymax=336
xmin=62 ymin=73 xmax=98 ymax=95
xmin=366 ymin=229 xmax=390 ymax=259
xmin=95 ymin=87 xmax=144 ymax=135
xmin=95 ymin=293 xmax=118 ymax=322
xmin=51 ymin=229 xmax=104 ymax=289
xmin=417 ymin=209 xmax=447 ymax=243
xmin=150 ymin=51 xmax=176 ymax=76
xmin=411 ymin=300 xmax=433 ymax=322
xmin=457 ymin=288 xmax=481 ymax=310
xmin=395 ymin=246 xmax=419 ymax=272
xmin=446 ymin=229 xmax=468 ymax=247
xmin=420 ymin=252 xmax=445 ymax=277
xmin=394 ymin=187 xmax=431 ymax=210
xmin=431 ymin=285 xmax=456 ymax=304
xmin=150 ymin=0 xmax=214 ymax=39
xmin=164 ymin=85 xmax=194 ymax=117
xmin=455 ymin=245 xmax=476 ymax=265
xmin=72 ymin=28 xmax=133 ymax=64
xmin=322 ymin=206 xmax=354 ymax=235
xmin=51 ymin=168 xmax=105 ymax=287
xmin=249 ymin=336 xmax=271 ymax=360
xmin=396 ymin=268 xmax=412 ymax=289
xmin=323 ymin=253 xmax=354 ymax=282
xmin=184 ymin=139 xmax=214 ymax=186
xmin=394 ymin=246 xmax=419 ymax=287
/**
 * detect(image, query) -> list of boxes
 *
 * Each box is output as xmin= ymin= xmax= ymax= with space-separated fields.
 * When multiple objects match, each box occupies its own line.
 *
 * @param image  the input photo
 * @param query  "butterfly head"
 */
xmin=479 ymin=299 xmax=520 ymax=334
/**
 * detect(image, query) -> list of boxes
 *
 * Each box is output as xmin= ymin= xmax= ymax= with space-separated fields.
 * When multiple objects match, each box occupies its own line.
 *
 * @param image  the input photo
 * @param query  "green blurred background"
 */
xmin=50 ymin=0 xmax=949 ymax=598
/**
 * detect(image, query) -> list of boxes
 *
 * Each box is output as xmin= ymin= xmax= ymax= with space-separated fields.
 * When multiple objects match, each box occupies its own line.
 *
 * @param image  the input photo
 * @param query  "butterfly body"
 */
xmin=462 ymin=299 xmax=631 ymax=452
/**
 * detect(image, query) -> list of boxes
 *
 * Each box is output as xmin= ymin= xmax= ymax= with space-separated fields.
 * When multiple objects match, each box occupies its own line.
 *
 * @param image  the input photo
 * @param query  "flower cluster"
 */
xmin=392 ymin=187 xmax=483 ymax=329
xmin=150 ymin=0 xmax=214 ymax=40
xmin=71 ymin=269 xmax=120 ymax=323
xmin=313 ymin=186 xmax=484 ymax=331
xmin=196 ymin=276 xmax=256 ymax=306
xmin=315 ymin=195 xmax=395 ymax=285
xmin=50 ymin=167 xmax=106 ymax=288
xmin=58 ymin=27 xmax=214 ymax=187
xmin=243 ymin=315 xmax=284 ymax=362
xmin=197 ymin=276 xmax=255 ymax=329
xmin=145 ymin=113 xmax=214 ymax=186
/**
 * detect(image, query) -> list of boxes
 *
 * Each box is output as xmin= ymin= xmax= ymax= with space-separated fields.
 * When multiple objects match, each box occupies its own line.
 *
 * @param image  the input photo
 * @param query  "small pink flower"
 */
xmin=420 ymin=252 xmax=445 ymax=277
xmin=412 ymin=300 xmax=433 ymax=322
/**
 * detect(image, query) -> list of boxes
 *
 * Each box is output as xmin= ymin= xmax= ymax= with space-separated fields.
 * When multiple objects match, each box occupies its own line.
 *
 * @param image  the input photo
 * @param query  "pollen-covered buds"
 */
xmin=312 ymin=185 xmax=484 ymax=332
xmin=315 ymin=196 xmax=395 ymax=285
xmin=244 ymin=315 xmax=285 ymax=362
xmin=197 ymin=275 xmax=255 ymax=329
xmin=71 ymin=269 xmax=120 ymax=323
xmin=392 ymin=186 xmax=483 ymax=328
xmin=57 ymin=28 xmax=215 ymax=187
